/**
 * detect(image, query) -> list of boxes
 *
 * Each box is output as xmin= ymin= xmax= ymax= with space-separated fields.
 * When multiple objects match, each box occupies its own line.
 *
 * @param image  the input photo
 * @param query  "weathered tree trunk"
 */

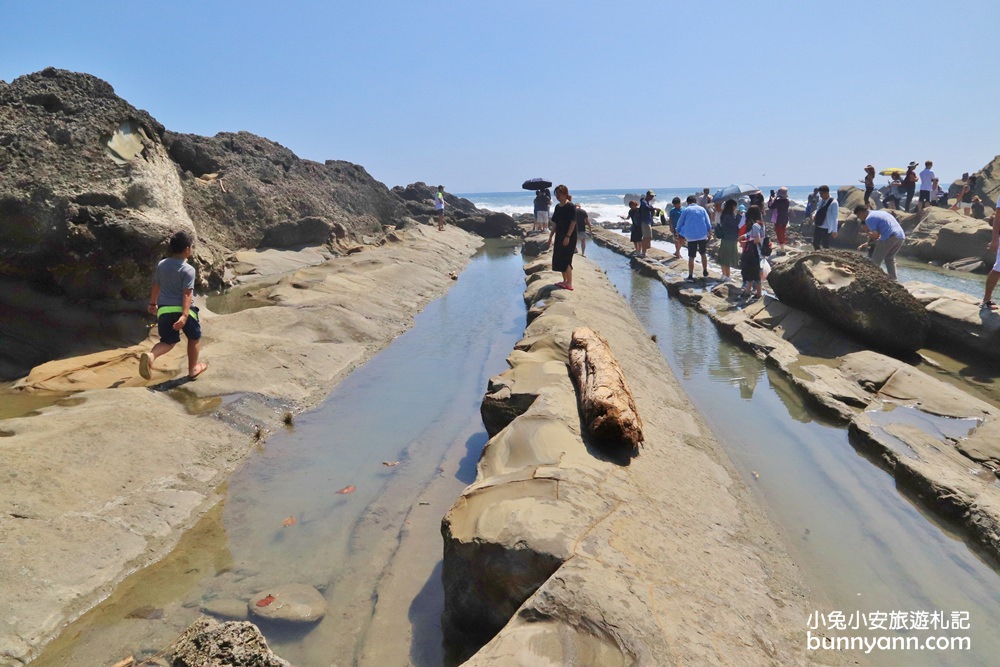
xmin=568 ymin=327 xmax=643 ymax=455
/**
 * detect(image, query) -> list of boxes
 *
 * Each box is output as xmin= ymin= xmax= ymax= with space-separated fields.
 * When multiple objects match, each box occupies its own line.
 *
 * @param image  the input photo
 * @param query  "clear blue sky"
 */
xmin=2 ymin=0 xmax=998 ymax=193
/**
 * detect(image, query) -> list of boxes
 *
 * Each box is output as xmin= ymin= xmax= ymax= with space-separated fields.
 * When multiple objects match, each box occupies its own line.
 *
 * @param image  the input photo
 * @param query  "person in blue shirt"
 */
xmin=676 ymin=195 xmax=713 ymax=280
xmin=853 ymin=206 xmax=906 ymax=280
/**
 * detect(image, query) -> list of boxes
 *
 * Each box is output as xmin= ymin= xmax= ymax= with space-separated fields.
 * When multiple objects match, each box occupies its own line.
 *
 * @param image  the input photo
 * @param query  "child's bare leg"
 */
xmin=187 ymin=338 xmax=204 ymax=377
xmin=150 ymin=341 xmax=175 ymax=361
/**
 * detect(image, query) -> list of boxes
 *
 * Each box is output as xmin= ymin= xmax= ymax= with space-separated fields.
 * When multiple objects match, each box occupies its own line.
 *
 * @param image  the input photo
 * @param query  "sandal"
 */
xmin=188 ymin=362 xmax=209 ymax=380
xmin=554 ymin=282 xmax=567 ymax=289
xmin=981 ymin=301 xmax=998 ymax=311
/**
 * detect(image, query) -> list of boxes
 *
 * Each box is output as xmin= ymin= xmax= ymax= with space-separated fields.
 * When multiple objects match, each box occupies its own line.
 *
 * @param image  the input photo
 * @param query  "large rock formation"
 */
xmin=164 ymin=130 xmax=408 ymax=250
xmin=0 ymin=68 xmax=196 ymax=301
xmin=0 ymin=68 xmax=467 ymax=379
xmin=0 ymin=68 xmax=414 ymax=303
xmin=767 ymin=250 xmax=930 ymax=355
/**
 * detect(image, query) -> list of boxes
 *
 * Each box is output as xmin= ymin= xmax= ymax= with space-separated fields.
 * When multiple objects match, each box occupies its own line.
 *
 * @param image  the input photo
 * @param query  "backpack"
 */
xmin=761 ymin=233 xmax=772 ymax=257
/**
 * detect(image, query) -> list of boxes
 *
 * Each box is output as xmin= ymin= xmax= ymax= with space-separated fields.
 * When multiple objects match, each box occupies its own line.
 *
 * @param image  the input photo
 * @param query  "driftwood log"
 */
xmin=568 ymin=327 xmax=643 ymax=455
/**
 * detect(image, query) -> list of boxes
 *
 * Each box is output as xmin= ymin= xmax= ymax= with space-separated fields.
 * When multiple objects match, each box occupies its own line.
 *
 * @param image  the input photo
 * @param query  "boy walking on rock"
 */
xmin=139 ymin=231 xmax=208 ymax=381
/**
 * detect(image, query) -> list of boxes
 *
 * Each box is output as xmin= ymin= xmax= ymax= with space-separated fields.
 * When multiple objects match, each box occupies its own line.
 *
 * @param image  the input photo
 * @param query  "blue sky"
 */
xmin=2 ymin=0 xmax=998 ymax=193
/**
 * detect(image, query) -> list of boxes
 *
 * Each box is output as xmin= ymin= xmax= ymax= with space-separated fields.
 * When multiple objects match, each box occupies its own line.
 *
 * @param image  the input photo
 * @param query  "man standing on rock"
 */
xmin=435 ymin=185 xmax=446 ymax=231
xmin=812 ymin=185 xmax=839 ymax=250
xmin=979 ymin=204 xmax=1000 ymax=311
xmin=918 ymin=160 xmax=936 ymax=210
xmin=853 ymin=206 xmax=906 ymax=281
xmin=676 ymin=195 xmax=712 ymax=281
xmin=140 ymin=231 xmax=208 ymax=381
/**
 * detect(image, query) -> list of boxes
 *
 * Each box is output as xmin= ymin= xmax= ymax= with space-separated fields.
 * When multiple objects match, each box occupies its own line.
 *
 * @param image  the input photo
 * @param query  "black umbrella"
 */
xmin=522 ymin=178 xmax=553 ymax=191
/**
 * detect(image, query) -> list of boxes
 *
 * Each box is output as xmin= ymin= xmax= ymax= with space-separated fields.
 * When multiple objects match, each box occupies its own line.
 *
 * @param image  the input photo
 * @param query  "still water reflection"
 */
xmin=589 ymin=242 xmax=1000 ymax=667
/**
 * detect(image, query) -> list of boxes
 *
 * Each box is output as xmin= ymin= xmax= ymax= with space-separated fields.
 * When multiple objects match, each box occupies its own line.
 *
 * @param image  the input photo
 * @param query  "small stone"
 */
xmin=248 ymin=583 xmax=326 ymax=624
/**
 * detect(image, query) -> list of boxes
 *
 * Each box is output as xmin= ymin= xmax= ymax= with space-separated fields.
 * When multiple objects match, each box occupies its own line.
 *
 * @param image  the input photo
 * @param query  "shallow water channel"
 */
xmin=32 ymin=240 xmax=529 ymax=667
xmin=30 ymin=238 xmax=999 ymax=667
xmin=588 ymin=241 xmax=1000 ymax=667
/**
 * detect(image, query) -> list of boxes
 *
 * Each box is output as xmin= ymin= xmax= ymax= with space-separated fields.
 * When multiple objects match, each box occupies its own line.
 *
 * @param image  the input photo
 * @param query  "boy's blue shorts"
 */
xmin=157 ymin=306 xmax=201 ymax=344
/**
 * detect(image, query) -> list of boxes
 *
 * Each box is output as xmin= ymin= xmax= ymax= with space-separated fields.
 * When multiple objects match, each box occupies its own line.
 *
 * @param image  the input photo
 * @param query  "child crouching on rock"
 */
xmin=139 ymin=231 xmax=208 ymax=381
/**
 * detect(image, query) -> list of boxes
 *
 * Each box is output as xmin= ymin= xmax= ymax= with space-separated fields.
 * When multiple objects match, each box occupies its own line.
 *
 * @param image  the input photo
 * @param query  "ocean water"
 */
xmin=462 ymin=186 xmax=839 ymax=223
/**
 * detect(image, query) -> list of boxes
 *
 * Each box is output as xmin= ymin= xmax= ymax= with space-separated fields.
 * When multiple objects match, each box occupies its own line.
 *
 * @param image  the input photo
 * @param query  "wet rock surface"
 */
xmin=443 ymin=251 xmax=816 ymax=665
xmin=591 ymin=228 xmax=1000 ymax=565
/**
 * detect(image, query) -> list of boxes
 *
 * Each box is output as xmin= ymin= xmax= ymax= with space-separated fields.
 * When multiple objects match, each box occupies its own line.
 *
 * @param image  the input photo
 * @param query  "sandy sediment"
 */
xmin=442 ymin=250 xmax=846 ymax=665
xmin=0 ymin=225 xmax=480 ymax=665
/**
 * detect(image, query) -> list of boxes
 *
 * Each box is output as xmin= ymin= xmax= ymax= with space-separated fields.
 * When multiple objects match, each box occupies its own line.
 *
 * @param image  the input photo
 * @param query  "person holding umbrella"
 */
xmin=549 ymin=184 xmax=578 ymax=290
xmin=533 ymin=188 xmax=551 ymax=233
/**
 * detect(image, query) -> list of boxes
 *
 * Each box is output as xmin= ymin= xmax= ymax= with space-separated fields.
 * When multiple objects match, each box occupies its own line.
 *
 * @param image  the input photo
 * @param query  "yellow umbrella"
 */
xmin=878 ymin=167 xmax=907 ymax=176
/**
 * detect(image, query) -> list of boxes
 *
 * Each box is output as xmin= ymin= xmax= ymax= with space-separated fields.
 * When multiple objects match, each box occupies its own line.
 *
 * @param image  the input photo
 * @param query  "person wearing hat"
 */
xmin=901 ymin=162 xmax=919 ymax=212
xmin=861 ymin=165 xmax=876 ymax=208
xmin=767 ymin=187 xmax=791 ymax=254
xmin=638 ymin=190 xmax=656 ymax=258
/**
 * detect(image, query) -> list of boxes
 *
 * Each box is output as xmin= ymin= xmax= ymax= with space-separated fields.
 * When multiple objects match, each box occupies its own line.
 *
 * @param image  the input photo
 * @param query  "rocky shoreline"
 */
xmin=440 ymin=247 xmax=846 ymax=665
xmin=591 ymin=228 xmax=1000 ymax=565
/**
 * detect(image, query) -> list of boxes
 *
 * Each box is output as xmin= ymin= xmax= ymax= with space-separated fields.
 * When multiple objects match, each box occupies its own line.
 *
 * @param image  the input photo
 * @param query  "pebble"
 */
xmin=248 ymin=583 xmax=327 ymax=623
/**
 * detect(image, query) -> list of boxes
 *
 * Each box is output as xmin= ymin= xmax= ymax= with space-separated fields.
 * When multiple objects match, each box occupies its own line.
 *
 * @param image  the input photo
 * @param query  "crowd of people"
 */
xmin=532 ymin=169 xmax=999 ymax=313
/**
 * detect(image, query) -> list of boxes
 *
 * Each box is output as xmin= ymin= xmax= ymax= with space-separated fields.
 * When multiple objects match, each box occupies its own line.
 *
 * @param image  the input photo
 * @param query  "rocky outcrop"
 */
xmin=1 ymin=69 xmax=405 ymax=301
xmin=392 ymin=181 xmax=479 ymax=214
xmin=164 ymin=130 xmax=407 ymax=250
xmin=902 ymin=206 xmax=995 ymax=264
xmin=907 ymin=282 xmax=1000 ymax=361
xmin=392 ymin=182 xmax=521 ymax=238
xmin=767 ymin=250 xmax=930 ymax=355
xmin=838 ymin=185 xmax=867 ymax=213
xmin=171 ymin=617 xmax=291 ymax=667
xmin=0 ymin=68 xmax=199 ymax=301
xmin=0 ymin=68 xmax=440 ymax=378
xmin=452 ymin=211 xmax=521 ymax=238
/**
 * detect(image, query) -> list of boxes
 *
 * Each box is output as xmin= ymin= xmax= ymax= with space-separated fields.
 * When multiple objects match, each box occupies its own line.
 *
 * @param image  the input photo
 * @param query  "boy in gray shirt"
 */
xmin=139 ymin=231 xmax=207 ymax=380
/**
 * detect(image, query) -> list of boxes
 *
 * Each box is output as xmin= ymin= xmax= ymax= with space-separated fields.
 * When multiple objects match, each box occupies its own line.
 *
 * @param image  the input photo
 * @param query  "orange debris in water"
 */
xmin=337 ymin=485 xmax=356 ymax=494
xmin=282 ymin=516 xmax=297 ymax=527
xmin=255 ymin=594 xmax=275 ymax=607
